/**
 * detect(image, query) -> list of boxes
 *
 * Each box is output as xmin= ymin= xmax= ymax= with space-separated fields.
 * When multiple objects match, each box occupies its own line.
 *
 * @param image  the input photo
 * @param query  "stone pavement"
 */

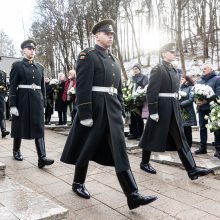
xmin=0 ymin=121 xmax=220 ymax=219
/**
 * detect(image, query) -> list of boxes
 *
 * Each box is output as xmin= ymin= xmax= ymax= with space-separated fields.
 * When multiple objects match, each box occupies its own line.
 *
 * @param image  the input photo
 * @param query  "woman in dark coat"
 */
xmin=179 ymin=76 xmax=197 ymax=147
xmin=55 ymin=73 xmax=67 ymax=125
xmin=139 ymin=43 xmax=212 ymax=180
xmin=9 ymin=39 xmax=54 ymax=168
xmin=60 ymin=19 xmax=157 ymax=210
xmin=44 ymin=77 xmax=54 ymax=125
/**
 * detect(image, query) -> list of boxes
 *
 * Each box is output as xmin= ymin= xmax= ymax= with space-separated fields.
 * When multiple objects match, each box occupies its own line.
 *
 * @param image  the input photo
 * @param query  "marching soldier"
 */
xmin=9 ymin=39 xmax=54 ymax=168
xmin=139 ymin=43 xmax=213 ymax=180
xmin=60 ymin=19 xmax=157 ymax=210
xmin=0 ymin=69 xmax=10 ymax=138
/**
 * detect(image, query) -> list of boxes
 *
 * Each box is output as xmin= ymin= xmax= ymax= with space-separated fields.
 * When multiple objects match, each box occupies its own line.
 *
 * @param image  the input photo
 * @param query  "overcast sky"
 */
xmin=0 ymin=0 xmax=36 ymax=56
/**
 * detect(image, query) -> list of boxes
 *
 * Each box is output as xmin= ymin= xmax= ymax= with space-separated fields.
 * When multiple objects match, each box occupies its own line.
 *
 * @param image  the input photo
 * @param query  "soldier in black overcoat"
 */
xmin=139 ymin=43 xmax=213 ymax=180
xmin=60 ymin=19 xmax=157 ymax=210
xmin=9 ymin=39 xmax=54 ymax=168
xmin=0 ymin=69 xmax=10 ymax=138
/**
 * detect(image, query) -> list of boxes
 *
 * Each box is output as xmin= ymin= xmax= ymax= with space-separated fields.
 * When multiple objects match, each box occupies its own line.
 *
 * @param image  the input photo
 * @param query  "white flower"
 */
xmin=49 ymin=79 xmax=59 ymax=85
xmin=68 ymin=87 xmax=76 ymax=95
xmin=211 ymin=116 xmax=216 ymax=121
xmin=204 ymin=115 xmax=209 ymax=120
xmin=210 ymin=101 xmax=215 ymax=106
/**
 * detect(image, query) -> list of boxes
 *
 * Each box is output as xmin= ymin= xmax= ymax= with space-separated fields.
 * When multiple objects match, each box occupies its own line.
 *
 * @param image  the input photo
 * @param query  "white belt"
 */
xmin=18 ymin=83 xmax=41 ymax=90
xmin=92 ymin=86 xmax=118 ymax=95
xmin=159 ymin=92 xmax=178 ymax=98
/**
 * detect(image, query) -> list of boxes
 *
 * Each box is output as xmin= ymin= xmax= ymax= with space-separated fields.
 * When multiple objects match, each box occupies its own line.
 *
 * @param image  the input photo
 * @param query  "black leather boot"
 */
xmin=140 ymin=150 xmax=156 ymax=174
xmin=178 ymin=148 xmax=213 ymax=180
xmin=72 ymin=164 xmax=90 ymax=199
xmin=0 ymin=120 xmax=10 ymax=138
xmin=194 ymin=145 xmax=207 ymax=154
xmin=214 ymin=146 xmax=220 ymax=157
xmin=117 ymin=170 xmax=157 ymax=210
xmin=35 ymin=138 xmax=54 ymax=168
xmin=13 ymin=138 xmax=23 ymax=161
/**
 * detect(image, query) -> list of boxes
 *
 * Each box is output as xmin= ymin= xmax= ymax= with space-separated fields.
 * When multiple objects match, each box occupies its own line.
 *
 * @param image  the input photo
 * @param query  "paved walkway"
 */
xmin=1 ymin=121 xmax=220 ymax=219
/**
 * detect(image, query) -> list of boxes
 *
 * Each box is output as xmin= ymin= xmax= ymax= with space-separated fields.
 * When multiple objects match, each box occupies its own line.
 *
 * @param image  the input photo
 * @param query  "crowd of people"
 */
xmin=0 ymin=18 xmax=219 ymax=211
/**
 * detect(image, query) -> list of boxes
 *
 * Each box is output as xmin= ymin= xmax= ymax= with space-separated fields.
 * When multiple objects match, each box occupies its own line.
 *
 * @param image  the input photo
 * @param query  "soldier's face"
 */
xmin=162 ymin=51 xmax=176 ymax=63
xmin=23 ymin=46 xmax=36 ymax=60
xmin=95 ymin=32 xmax=114 ymax=49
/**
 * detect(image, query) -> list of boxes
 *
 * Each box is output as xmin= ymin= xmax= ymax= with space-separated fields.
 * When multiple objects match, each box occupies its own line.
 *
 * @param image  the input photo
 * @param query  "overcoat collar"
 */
xmin=22 ymin=58 xmax=36 ymax=67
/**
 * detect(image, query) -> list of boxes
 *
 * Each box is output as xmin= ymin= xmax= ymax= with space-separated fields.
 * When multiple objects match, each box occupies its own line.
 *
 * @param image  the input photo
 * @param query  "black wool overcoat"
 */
xmin=60 ymin=44 xmax=130 ymax=172
xmin=9 ymin=58 xmax=45 ymax=139
xmin=139 ymin=60 xmax=189 ymax=152
xmin=0 ymin=70 xmax=6 ymax=120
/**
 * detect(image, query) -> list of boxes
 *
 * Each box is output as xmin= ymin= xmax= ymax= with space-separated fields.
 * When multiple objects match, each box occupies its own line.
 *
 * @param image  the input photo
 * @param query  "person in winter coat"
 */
xmin=138 ymin=43 xmax=213 ymax=180
xmin=62 ymin=69 xmax=77 ymax=124
xmin=127 ymin=64 xmax=148 ymax=140
xmin=60 ymin=19 xmax=157 ymax=210
xmin=9 ymin=39 xmax=54 ymax=168
xmin=179 ymin=75 xmax=197 ymax=147
xmin=44 ymin=77 xmax=54 ymax=125
xmin=55 ymin=73 xmax=67 ymax=125
xmin=0 ymin=70 xmax=10 ymax=138
xmin=194 ymin=63 xmax=220 ymax=158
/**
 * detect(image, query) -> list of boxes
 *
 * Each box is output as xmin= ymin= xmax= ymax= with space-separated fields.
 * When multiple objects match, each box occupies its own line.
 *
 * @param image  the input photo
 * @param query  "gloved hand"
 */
xmin=150 ymin=113 xmax=159 ymax=122
xmin=80 ymin=119 xmax=93 ymax=127
xmin=4 ymin=97 xmax=8 ymax=102
xmin=10 ymin=107 xmax=19 ymax=116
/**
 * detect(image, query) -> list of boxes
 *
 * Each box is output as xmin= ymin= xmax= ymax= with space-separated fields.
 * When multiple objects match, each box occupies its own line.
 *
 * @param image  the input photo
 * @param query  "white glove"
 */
xmin=10 ymin=107 xmax=19 ymax=116
xmin=150 ymin=113 xmax=159 ymax=122
xmin=4 ymin=97 xmax=8 ymax=102
xmin=80 ymin=119 xmax=93 ymax=127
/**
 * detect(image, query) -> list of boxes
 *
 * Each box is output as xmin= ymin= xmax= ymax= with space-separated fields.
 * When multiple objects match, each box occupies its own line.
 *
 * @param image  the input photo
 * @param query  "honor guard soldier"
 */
xmin=139 ymin=43 xmax=213 ymax=180
xmin=60 ymin=19 xmax=157 ymax=210
xmin=0 ymin=69 xmax=10 ymax=138
xmin=9 ymin=39 xmax=54 ymax=168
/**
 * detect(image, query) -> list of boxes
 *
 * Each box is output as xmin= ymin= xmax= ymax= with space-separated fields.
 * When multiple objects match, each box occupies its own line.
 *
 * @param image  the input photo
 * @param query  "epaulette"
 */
xmin=35 ymin=62 xmax=44 ymax=67
xmin=112 ymin=54 xmax=119 ymax=60
xmin=79 ymin=47 xmax=95 ymax=60
xmin=11 ymin=60 xmax=21 ymax=68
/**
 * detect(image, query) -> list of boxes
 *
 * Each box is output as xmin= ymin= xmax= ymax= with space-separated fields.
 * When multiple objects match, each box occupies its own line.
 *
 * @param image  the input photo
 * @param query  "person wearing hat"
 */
xmin=0 ymin=69 xmax=10 ymax=138
xmin=60 ymin=19 xmax=157 ymax=210
xmin=127 ymin=63 xmax=148 ymax=140
xmin=9 ymin=39 xmax=54 ymax=168
xmin=138 ymin=43 xmax=213 ymax=180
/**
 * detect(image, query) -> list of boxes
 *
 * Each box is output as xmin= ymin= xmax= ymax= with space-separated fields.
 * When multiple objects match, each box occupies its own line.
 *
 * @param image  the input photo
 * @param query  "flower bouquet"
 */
xmin=178 ymin=90 xmax=189 ymax=120
xmin=49 ymin=79 xmax=59 ymax=99
xmin=178 ymin=91 xmax=187 ymax=100
xmin=68 ymin=87 xmax=76 ymax=101
xmin=205 ymin=99 xmax=220 ymax=132
xmin=122 ymin=79 xmax=146 ymax=117
xmin=193 ymin=84 xmax=214 ymax=101
xmin=68 ymin=87 xmax=76 ymax=95
xmin=122 ymin=79 xmax=133 ymax=116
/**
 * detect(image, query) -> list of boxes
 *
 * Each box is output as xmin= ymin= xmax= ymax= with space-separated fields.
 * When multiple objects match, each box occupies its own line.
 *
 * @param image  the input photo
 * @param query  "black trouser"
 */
xmin=198 ymin=110 xmax=209 ymax=147
xmin=130 ymin=112 xmax=144 ymax=138
xmin=58 ymin=109 xmax=67 ymax=124
xmin=184 ymin=126 xmax=192 ymax=148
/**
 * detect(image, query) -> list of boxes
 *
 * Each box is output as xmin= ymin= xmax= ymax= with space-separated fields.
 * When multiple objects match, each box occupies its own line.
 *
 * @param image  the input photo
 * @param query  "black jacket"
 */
xmin=9 ymin=58 xmax=45 ymax=139
xmin=0 ymin=70 xmax=7 ymax=120
xmin=179 ymin=84 xmax=197 ymax=127
xmin=139 ymin=60 xmax=189 ymax=152
xmin=197 ymin=71 xmax=220 ymax=112
xmin=60 ymin=44 xmax=130 ymax=172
